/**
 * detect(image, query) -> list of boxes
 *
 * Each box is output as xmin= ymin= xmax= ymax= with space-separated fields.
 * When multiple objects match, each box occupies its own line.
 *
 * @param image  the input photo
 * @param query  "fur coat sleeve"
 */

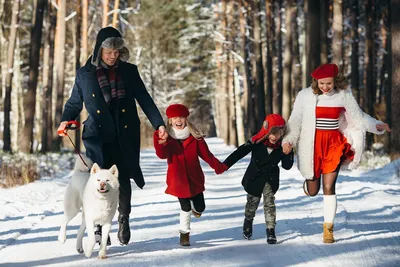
xmin=340 ymin=89 xmax=385 ymax=168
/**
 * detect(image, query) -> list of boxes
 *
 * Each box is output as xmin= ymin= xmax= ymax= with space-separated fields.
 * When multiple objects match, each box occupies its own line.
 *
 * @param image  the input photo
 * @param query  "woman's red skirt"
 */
xmin=313 ymin=129 xmax=354 ymax=178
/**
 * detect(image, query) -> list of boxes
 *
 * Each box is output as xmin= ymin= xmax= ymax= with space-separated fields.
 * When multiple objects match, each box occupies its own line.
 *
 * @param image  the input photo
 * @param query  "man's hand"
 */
xmin=376 ymin=123 xmax=391 ymax=132
xmin=158 ymin=126 xmax=168 ymax=144
xmin=57 ymin=121 xmax=69 ymax=136
xmin=282 ymin=142 xmax=292 ymax=155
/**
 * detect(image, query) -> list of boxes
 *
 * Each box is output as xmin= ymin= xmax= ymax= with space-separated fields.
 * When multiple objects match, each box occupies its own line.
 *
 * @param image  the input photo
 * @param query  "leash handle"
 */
xmin=58 ymin=120 xmax=80 ymax=135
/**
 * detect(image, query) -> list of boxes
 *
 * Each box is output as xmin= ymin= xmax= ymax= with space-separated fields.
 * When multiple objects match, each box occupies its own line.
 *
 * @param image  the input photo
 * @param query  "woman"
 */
xmin=282 ymin=63 xmax=391 ymax=243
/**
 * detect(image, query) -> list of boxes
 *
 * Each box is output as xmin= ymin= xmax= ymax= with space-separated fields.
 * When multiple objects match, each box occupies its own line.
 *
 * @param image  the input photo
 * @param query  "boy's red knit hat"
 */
xmin=251 ymin=114 xmax=286 ymax=144
xmin=311 ymin=63 xmax=339 ymax=79
xmin=166 ymin=104 xmax=190 ymax=118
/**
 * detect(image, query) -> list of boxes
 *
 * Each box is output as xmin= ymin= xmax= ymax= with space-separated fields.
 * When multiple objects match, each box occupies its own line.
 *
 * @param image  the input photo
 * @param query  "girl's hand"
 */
xmin=158 ymin=126 xmax=168 ymax=144
xmin=376 ymin=123 xmax=391 ymax=132
xmin=215 ymin=163 xmax=229 ymax=175
xmin=282 ymin=142 xmax=292 ymax=154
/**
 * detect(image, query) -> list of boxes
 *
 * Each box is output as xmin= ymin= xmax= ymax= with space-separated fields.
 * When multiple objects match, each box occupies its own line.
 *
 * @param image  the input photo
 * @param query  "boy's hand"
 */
xmin=282 ymin=142 xmax=292 ymax=154
xmin=215 ymin=163 xmax=229 ymax=174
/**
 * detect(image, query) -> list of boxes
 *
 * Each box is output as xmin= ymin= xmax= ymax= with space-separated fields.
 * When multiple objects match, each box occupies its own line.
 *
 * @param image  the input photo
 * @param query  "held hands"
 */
xmin=215 ymin=163 xmax=229 ymax=175
xmin=282 ymin=142 xmax=292 ymax=155
xmin=376 ymin=123 xmax=391 ymax=132
xmin=158 ymin=126 xmax=168 ymax=144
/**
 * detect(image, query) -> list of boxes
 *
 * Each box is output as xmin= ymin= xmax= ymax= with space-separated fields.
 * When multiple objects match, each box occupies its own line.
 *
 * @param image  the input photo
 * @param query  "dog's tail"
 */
xmin=73 ymin=154 xmax=93 ymax=172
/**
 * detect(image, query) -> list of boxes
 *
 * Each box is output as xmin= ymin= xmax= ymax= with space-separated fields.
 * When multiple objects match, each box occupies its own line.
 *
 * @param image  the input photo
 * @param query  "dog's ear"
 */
xmin=109 ymin=164 xmax=119 ymax=178
xmin=91 ymin=163 xmax=101 ymax=174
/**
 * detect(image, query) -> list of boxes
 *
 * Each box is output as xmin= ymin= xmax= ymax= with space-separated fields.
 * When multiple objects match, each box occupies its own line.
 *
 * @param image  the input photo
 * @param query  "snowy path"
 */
xmin=0 ymin=138 xmax=399 ymax=267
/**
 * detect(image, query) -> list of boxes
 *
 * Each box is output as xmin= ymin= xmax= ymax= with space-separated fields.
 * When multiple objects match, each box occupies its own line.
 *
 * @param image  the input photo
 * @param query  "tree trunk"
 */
xmin=74 ymin=0 xmax=82 ymax=153
xmin=41 ymin=1 xmax=56 ymax=153
xmin=219 ymin=0 xmax=230 ymax=143
xmin=332 ymin=0 xmax=343 ymax=69
xmin=291 ymin=3 xmax=302 ymax=97
xmin=227 ymin=2 xmax=237 ymax=146
xmin=389 ymin=0 xmax=400 ymax=159
xmin=320 ymin=0 xmax=329 ymax=64
xmin=82 ymin=0 xmax=88 ymax=62
xmin=251 ymin=0 xmax=265 ymax=126
xmin=52 ymin=0 xmax=66 ymax=151
xmin=304 ymin=0 xmax=320 ymax=86
xmin=273 ymin=1 xmax=283 ymax=114
xmin=3 ymin=0 xmax=21 ymax=152
xmin=265 ymin=0 xmax=274 ymax=115
xmin=103 ymin=0 xmax=109 ymax=27
xmin=282 ymin=2 xmax=293 ymax=120
xmin=238 ymin=0 xmax=255 ymax=138
xmin=234 ymin=68 xmax=245 ymax=145
xmin=20 ymin=0 xmax=46 ymax=153
xmin=214 ymin=4 xmax=223 ymax=137
xmin=350 ymin=0 xmax=360 ymax=102
xmin=364 ymin=0 xmax=375 ymax=149
xmin=112 ymin=0 xmax=120 ymax=28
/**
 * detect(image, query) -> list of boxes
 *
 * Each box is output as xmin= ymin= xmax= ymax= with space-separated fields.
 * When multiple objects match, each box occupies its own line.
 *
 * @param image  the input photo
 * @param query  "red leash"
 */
xmin=59 ymin=120 xmax=90 ymax=171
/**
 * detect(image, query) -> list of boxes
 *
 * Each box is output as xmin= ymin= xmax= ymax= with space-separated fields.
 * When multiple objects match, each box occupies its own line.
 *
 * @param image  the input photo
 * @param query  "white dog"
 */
xmin=58 ymin=156 xmax=119 ymax=259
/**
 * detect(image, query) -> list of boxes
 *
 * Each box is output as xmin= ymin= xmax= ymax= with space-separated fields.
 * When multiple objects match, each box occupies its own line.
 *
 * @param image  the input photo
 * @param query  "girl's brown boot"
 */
xmin=323 ymin=223 xmax=335 ymax=243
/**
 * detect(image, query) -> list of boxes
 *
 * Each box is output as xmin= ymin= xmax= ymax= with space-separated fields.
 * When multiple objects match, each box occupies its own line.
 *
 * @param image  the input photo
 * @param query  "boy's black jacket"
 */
xmin=223 ymin=140 xmax=294 ymax=197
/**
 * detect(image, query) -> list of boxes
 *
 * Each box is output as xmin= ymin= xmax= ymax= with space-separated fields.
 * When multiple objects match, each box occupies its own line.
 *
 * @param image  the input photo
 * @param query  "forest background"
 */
xmin=0 ymin=0 xmax=399 ymax=186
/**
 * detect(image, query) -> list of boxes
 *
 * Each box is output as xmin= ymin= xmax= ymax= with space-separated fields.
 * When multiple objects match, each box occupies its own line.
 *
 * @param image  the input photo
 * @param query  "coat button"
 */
xmin=92 ymin=93 xmax=95 ymax=97
xmin=98 ymin=124 xmax=102 ymax=128
xmin=124 ymin=125 xmax=128 ymax=128
xmin=122 ymin=109 xmax=126 ymax=113
xmin=97 ymin=110 xmax=100 ymax=114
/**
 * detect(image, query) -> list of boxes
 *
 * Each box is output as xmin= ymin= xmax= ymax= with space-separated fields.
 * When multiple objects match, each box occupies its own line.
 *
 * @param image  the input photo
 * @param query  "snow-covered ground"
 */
xmin=0 ymin=138 xmax=399 ymax=267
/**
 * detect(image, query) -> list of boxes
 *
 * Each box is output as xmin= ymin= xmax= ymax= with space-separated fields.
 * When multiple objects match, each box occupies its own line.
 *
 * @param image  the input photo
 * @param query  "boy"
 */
xmin=222 ymin=114 xmax=294 ymax=244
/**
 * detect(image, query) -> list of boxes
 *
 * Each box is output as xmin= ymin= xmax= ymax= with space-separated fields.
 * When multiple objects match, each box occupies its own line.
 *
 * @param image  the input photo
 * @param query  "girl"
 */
xmin=153 ymin=104 xmax=227 ymax=246
xmin=282 ymin=63 xmax=391 ymax=243
xmin=222 ymin=114 xmax=294 ymax=244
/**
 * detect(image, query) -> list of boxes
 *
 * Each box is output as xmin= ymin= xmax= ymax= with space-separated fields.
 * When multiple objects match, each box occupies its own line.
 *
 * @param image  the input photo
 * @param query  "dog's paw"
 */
xmin=98 ymin=255 xmax=107 ymax=259
xmin=85 ymin=251 xmax=92 ymax=258
xmin=58 ymin=235 xmax=66 ymax=244
xmin=77 ymin=248 xmax=84 ymax=254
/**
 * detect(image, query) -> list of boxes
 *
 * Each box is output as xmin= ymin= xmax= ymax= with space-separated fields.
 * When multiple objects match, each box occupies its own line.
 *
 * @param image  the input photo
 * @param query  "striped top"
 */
xmin=316 ymin=90 xmax=345 ymax=130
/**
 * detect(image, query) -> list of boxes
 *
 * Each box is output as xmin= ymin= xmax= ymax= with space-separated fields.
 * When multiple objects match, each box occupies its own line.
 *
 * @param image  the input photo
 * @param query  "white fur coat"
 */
xmin=283 ymin=87 xmax=385 ymax=180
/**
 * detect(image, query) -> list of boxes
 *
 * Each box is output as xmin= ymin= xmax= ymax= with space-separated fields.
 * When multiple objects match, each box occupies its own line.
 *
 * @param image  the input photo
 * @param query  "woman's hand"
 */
xmin=376 ymin=123 xmax=391 ymax=132
xmin=282 ymin=142 xmax=292 ymax=154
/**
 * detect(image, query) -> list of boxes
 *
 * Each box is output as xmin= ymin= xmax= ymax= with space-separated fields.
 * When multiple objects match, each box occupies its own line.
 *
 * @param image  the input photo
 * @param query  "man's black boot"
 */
xmin=118 ymin=215 xmax=131 ymax=245
xmin=94 ymin=224 xmax=111 ymax=246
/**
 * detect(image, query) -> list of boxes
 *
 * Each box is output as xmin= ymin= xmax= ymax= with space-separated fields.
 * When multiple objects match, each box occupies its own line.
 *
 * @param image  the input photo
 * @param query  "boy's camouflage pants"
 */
xmin=244 ymin=182 xmax=276 ymax=229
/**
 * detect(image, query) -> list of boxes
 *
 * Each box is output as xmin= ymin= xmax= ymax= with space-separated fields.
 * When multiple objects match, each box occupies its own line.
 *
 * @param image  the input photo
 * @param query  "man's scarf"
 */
xmin=96 ymin=62 xmax=126 ymax=104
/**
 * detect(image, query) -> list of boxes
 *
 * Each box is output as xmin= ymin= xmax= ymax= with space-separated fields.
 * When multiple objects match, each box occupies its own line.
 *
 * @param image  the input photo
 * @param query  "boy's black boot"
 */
xmin=118 ymin=214 xmax=131 ymax=245
xmin=242 ymin=219 xmax=253 ymax=240
xmin=266 ymin=228 xmax=277 ymax=244
xmin=94 ymin=225 xmax=111 ymax=246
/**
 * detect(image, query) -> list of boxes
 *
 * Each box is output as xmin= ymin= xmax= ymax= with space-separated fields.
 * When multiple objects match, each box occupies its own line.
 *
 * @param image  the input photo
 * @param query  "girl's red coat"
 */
xmin=154 ymin=131 xmax=223 ymax=198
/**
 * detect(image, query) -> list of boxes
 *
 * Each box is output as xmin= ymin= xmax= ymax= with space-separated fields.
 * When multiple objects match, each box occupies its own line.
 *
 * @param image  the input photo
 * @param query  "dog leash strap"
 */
xmin=66 ymin=133 xmax=90 ymax=171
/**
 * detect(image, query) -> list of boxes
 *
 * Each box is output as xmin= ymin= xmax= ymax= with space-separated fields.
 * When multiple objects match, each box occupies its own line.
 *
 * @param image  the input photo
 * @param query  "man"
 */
xmin=58 ymin=27 xmax=167 ymax=245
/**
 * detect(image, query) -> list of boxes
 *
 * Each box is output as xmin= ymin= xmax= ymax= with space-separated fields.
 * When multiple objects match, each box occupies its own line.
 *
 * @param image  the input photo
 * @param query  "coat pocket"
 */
xmin=82 ymin=118 xmax=99 ymax=138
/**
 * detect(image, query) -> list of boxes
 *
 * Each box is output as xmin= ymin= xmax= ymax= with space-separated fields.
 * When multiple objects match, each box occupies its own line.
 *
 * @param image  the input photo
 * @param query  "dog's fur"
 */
xmin=58 ymin=156 xmax=119 ymax=259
